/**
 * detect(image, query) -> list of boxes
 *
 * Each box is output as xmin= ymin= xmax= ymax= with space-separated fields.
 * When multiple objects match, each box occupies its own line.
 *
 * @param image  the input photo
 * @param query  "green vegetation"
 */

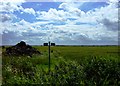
xmin=2 ymin=46 xmax=120 ymax=85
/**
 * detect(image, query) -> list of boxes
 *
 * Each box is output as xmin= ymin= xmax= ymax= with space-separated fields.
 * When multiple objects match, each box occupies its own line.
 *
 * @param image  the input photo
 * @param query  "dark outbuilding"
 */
xmin=43 ymin=43 xmax=48 ymax=46
xmin=51 ymin=43 xmax=55 ymax=46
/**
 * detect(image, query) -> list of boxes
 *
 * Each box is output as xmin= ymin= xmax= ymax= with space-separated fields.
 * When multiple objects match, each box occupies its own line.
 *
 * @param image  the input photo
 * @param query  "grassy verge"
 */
xmin=2 ymin=46 xmax=120 ymax=85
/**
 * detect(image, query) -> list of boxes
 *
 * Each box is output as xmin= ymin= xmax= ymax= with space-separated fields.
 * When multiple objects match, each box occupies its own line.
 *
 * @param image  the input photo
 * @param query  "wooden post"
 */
xmin=48 ymin=41 xmax=50 ymax=73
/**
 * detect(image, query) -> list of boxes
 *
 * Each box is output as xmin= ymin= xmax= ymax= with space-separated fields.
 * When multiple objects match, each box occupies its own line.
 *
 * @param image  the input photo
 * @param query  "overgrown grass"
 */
xmin=2 ymin=46 xmax=120 ymax=85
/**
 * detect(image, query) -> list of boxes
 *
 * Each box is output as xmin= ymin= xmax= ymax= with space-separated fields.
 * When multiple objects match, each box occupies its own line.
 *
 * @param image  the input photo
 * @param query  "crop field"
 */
xmin=1 ymin=46 xmax=120 ymax=85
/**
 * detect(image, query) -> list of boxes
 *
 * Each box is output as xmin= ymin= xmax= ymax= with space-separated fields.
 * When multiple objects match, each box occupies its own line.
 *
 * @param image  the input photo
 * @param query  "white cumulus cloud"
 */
xmin=1 ymin=1 xmax=119 ymax=45
xmin=21 ymin=8 xmax=36 ymax=16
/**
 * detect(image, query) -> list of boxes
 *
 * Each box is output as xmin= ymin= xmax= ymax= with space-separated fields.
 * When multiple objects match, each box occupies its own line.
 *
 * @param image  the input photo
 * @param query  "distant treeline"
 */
xmin=55 ymin=45 xmax=120 ymax=47
xmin=0 ymin=45 xmax=120 ymax=47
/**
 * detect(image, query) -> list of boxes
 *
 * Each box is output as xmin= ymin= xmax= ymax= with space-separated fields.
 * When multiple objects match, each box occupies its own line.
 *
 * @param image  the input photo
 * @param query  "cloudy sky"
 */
xmin=0 ymin=0 xmax=119 ymax=45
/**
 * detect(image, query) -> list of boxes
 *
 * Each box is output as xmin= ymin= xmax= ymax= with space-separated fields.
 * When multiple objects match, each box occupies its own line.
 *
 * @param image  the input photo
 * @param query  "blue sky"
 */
xmin=0 ymin=0 xmax=119 ymax=45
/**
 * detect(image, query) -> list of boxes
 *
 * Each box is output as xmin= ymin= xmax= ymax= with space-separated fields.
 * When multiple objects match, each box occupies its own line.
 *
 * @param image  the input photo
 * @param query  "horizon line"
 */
xmin=0 ymin=44 xmax=119 ymax=46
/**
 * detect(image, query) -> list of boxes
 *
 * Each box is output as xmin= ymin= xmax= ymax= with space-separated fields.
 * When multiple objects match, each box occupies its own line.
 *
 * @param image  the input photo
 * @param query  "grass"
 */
xmin=1 ymin=46 xmax=120 ymax=85
xmin=35 ymin=46 xmax=119 ymax=62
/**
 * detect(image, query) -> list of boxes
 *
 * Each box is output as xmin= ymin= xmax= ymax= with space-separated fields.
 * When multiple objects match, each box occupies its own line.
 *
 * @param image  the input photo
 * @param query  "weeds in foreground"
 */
xmin=2 ymin=54 xmax=120 ymax=85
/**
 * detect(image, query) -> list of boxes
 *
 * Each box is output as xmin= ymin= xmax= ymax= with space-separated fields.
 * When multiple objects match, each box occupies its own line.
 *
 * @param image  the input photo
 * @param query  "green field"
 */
xmin=2 ymin=46 xmax=120 ymax=85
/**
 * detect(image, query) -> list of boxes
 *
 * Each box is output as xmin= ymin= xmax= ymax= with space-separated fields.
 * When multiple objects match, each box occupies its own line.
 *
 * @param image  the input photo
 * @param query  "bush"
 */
xmin=83 ymin=56 xmax=120 ymax=85
xmin=2 ymin=55 xmax=120 ymax=85
xmin=33 ymin=59 xmax=83 ymax=85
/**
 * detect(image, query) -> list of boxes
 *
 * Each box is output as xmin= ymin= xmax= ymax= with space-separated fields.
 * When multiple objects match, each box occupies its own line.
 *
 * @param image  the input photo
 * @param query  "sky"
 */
xmin=0 ymin=0 xmax=119 ymax=45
